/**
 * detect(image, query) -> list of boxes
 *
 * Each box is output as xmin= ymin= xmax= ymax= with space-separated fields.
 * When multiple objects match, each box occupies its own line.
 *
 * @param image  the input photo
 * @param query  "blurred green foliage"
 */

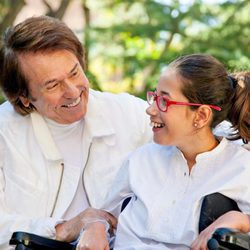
xmin=88 ymin=0 xmax=250 ymax=99
xmin=0 ymin=0 xmax=249 ymax=103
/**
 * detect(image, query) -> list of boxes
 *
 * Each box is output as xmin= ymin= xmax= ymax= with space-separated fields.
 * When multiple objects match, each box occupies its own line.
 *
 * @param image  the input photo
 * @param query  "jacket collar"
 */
xmin=85 ymin=90 xmax=115 ymax=141
xmin=31 ymin=112 xmax=62 ymax=160
xmin=30 ymin=90 xmax=116 ymax=160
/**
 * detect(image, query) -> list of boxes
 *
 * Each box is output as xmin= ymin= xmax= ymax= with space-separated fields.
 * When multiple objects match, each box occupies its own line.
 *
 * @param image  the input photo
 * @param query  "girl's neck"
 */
xmin=179 ymin=130 xmax=219 ymax=172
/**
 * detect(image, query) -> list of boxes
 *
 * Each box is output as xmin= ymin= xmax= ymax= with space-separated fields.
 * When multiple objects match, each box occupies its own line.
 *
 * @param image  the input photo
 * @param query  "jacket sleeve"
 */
xmin=0 ymin=137 xmax=63 ymax=250
xmin=100 ymin=94 xmax=151 ymax=217
xmin=101 ymin=157 xmax=133 ymax=218
xmin=131 ymin=95 xmax=152 ymax=145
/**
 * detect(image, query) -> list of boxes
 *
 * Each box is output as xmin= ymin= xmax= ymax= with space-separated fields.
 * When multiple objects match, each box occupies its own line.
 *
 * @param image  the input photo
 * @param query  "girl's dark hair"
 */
xmin=0 ymin=15 xmax=85 ymax=115
xmin=169 ymin=54 xmax=249 ymax=142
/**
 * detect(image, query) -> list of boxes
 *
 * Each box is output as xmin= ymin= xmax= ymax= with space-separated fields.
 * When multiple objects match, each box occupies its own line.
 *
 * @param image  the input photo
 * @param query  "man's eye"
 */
xmin=71 ymin=70 xmax=79 ymax=77
xmin=46 ymin=82 xmax=59 ymax=90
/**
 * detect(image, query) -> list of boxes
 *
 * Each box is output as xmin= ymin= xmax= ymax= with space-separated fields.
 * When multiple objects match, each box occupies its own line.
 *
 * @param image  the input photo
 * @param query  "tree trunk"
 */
xmin=0 ymin=0 xmax=26 ymax=34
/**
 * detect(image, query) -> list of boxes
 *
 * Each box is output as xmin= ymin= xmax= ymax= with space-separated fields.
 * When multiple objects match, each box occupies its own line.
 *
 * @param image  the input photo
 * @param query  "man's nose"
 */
xmin=62 ymin=79 xmax=79 ymax=98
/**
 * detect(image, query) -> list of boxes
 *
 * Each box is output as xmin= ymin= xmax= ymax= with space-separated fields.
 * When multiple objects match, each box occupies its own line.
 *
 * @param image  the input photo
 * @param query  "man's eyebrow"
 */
xmin=43 ymin=63 xmax=78 ymax=86
xmin=44 ymin=78 xmax=57 ymax=86
xmin=69 ymin=63 xmax=78 ymax=74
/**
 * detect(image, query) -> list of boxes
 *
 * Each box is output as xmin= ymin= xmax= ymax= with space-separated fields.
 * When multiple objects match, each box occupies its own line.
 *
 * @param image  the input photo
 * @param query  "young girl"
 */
xmin=77 ymin=54 xmax=250 ymax=250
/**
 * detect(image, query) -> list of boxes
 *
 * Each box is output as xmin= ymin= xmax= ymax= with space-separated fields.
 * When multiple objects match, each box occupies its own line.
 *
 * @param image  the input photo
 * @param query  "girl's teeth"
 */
xmin=150 ymin=121 xmax=164 ymax=128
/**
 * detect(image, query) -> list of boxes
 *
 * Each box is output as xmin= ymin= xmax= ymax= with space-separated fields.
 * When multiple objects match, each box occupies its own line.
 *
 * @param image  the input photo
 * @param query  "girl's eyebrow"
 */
xmin=155 ymin=88 xmax=170 ymax=96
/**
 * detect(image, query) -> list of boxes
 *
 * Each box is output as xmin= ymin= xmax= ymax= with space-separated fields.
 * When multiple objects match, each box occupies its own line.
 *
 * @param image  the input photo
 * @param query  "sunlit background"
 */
xmin=0 ymin=0 xmax=249 ymax=102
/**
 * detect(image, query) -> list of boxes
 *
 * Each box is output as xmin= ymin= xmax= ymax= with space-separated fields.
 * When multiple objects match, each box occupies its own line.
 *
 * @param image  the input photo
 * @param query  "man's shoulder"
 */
xmin=90 ymin=89 xmax=145 ymax=104
xmin=0 ymin=101 xmax=15 ymax=118
xmin=89 ymin=89 xmax=147 ymax=116
xmin=0 ymin=101 xmax=27 ymax=123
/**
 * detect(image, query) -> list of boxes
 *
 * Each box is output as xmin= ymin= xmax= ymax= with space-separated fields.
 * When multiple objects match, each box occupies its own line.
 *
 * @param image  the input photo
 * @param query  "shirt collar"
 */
xmin=195 ymin=137 xmax=228 ymax=161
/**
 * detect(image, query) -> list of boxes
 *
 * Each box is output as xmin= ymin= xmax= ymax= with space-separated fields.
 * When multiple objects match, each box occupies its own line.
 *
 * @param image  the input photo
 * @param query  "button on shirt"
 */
xmin=104 ymin=138 xmax=250 ymax=249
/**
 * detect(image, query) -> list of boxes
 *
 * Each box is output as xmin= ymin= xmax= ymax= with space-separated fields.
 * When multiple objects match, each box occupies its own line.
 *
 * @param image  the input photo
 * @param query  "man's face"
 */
xmin=19 ymin=50 xmax=89 ymax=124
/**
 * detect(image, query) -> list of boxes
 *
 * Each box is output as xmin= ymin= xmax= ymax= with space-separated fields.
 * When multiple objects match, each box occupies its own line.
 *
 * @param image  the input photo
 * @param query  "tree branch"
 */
xmin=44 ymin=0 xmax=72 ymax=19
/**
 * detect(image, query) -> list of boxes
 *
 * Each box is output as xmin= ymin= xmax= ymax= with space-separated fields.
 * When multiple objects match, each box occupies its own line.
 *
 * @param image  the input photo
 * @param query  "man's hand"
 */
xmin=55 ymin=208 xmax=117 ymax=242
xmin=76 ymin=222 xmax=110 ymax=250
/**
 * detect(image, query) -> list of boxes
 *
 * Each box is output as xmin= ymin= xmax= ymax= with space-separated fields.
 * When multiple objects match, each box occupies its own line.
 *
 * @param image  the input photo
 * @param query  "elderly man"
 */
xmin=0 ymin=15 xmax=152 ymax=249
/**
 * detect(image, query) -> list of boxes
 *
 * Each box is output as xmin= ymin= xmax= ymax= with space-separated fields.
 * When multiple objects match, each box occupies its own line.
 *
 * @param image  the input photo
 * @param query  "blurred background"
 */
xmin=0 ymin=0 xmax=249 ymax=103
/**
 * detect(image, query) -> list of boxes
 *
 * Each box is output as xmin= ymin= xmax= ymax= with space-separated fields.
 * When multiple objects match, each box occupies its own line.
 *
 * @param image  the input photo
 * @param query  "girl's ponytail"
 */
xmin=228 ymin=72 xmax=250 ymax=143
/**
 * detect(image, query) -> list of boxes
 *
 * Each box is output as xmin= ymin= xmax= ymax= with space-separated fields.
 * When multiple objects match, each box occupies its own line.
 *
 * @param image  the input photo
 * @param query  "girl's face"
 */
xmin=146 ymin=68 xmax=197 ymax=147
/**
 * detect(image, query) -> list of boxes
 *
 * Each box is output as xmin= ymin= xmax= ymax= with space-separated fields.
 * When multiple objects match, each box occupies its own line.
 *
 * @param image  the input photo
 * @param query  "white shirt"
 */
xmin=45 ymin=118 xmax=89 ymax=219
xmin=104 ymin=138 xmax=250 ymax=250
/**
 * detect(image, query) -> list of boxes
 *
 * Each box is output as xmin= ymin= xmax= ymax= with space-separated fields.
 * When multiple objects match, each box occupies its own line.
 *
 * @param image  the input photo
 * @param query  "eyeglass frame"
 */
xmin=146 ymin=91 xmax=222 ymax=112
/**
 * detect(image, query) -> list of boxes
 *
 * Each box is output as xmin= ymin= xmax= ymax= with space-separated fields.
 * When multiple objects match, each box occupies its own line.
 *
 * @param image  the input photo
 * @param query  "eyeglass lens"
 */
xmin=147 ymin=92 xmax=167 ymax=112
xmin=158 ymin=96 xmax=167 ymax=111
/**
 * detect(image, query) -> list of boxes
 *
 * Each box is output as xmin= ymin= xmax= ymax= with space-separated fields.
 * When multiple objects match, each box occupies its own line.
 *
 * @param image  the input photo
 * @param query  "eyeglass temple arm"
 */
xmin=169 ymin=100 xmax=221 ymax=111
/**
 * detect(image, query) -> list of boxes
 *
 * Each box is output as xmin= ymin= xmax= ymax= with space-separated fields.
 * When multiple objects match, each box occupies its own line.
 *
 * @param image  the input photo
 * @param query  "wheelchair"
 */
xmin=9 ymin=193 xmax=250 ymax=250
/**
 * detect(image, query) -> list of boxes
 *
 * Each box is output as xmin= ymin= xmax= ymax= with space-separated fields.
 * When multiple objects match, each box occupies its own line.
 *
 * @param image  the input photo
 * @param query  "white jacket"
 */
xmin=0 ymin=90 xmax=152 ymax=249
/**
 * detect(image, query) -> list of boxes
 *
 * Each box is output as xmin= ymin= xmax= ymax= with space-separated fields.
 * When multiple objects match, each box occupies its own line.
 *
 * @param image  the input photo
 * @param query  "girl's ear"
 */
xmin=193 ymin=105 xmax=213 ymax=128
xmin=19 ymin=96 xmax=30 ymax=108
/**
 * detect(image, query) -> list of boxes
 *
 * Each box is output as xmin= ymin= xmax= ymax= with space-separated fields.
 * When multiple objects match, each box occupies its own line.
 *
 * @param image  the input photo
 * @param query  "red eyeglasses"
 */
xmin=147 ymin=91 xmax=222 ymax=112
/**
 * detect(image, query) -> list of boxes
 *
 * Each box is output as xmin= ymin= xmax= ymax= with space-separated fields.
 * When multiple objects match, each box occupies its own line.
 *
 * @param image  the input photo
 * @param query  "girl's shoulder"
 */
xmin=129 ymin=142 xmax=176 ymax=162
xmin=221 ymin=138 xmax=250 ymax=170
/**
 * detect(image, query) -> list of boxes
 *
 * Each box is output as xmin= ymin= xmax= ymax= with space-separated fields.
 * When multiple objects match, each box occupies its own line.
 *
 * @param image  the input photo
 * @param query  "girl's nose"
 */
xmin=146 ymin=102 xmax=158 ymax=116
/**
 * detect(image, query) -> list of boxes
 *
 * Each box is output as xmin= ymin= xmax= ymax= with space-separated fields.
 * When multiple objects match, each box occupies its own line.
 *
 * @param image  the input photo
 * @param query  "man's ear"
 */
xmin=193 ymin=105 xmax=213 ymax=128
xmin=19 ymin=96 xmax=30 ymax=108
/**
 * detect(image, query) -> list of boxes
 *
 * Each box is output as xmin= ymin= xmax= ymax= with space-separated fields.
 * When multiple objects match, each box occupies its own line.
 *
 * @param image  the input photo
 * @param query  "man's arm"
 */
xmin=55 ymin=208 xmax=117 ymax=242
xmin=74 ymin=158 xmax=133 ymax=250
